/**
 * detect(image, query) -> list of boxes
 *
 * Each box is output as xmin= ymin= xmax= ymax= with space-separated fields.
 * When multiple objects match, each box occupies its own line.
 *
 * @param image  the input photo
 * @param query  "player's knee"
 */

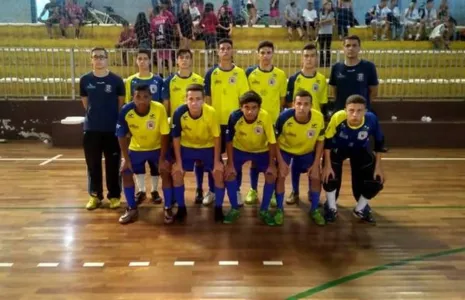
xmin=213 ymin=170 xmax=224 ymax=185
xmin=362 ymin=178 xmax=383 ymax=199
xmin=225 ymin=173 xmax=236 ymax=182
xmin=121 ymin=172 xmax=134 ymax=187
xmin=171 ymin=170 xmax=184 ymax=186
xmin=323 ymin=177 xmax=339 ymax=192
xmin=310 ymin=177 xmax=322 ymax=192
xmin=265 ymin=172 xmax=276 ymax=184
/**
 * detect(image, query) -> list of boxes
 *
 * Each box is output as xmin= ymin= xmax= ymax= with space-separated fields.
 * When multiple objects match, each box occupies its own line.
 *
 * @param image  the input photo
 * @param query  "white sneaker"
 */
xmin=237 ymin=191 xmax=244 ymax=207
xmin=202 ymin=191 xmax=215 ymax=206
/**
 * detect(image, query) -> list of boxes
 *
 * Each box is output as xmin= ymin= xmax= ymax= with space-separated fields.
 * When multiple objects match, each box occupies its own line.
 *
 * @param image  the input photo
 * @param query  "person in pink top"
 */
xmin=151 ymin=5 xmax=175 ymax=73
xmin=62 ymin=0 xmax=83 ymax=38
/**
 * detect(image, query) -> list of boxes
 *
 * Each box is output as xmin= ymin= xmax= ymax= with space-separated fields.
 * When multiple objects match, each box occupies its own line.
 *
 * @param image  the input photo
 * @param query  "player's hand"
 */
xmin=308 ymin=164 xmax=321 ymax=181
xmin=278 ymin=161 xmax=290 ymax=178
xmin=322 ymin=165 xmax=335 ymax=184
xmin=120 ymin=158 xmax=133 ymax=173
xmin=374 ymin=166 xmax=385 ymax=184
xmin=158 ymin=158 xmax=171 ymax=174
xmin=224 ymin=163 xmax=236 ymax=181
xmin=266 ymin=163 xmax=277 ymax=178
xmin=213 ymin=161 xmax=224 ymax=178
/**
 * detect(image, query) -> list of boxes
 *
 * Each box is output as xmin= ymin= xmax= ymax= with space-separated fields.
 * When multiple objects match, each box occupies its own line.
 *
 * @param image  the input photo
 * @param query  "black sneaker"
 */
xmin=151 ymin=190 xmax=162 ymax=204
xmin=164 ymin=207 xmax=175 ymax=225
xmin=352 ymin=209 xmax=365 ymax=219
xmin=214 ymin=206 xmax=224 ymax=223
xmin=324 ymin=202 xmax=338 ymax=223
xmin=176 ymin=206 xmax=187 ymax=223
xmin=195 ymin=188 xmax=203 ymax=204
xmin=119 ymin=208 xmax=138 ymax=224
xmin=362 ymin=210 xmax=377 ymax=225
xmin=135 ymin=192 xmax=146 ymax=205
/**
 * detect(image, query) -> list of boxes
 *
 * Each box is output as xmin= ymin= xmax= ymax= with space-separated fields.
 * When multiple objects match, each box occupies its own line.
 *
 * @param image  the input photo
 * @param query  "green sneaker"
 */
xmin=223 ymin=208 xmax=240 ymax=224
xmin=245 ymin=189 xmax=258 ymax=205
xmin=86 ymin=196 xmax=101 ymax=210
xmin=259 ymin=210 xmax=276 ymax=226
xmin=274 ymin=209 xmax=284 ymax=226
xmin=270 ymin=193 xmax=277 ymax=208
xmin=108 ymin=198 xmax=121 ymax=209
xmin=310 ymin=209 xmax=326 ymax=226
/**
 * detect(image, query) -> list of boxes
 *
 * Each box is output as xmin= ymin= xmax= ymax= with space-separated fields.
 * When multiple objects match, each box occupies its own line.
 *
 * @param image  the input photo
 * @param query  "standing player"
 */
xmin=322 ymin=95 xmax=386 ymax=224
xmin=204 ymin=38 xmax=250 ymax=206
xmin=116 ymin=84 xmax=173 ymax=224
xmin=80 ymin=47 xmax=125 ymax=210
xmin=242 ymin=40 xmax=287 ymax=206
xmin=275 ymin=90 xmax=326 ymax=226
xmin=286 ymin=43 xmax=328 ymax=205
xmin=224 ymin=91 xmax=278 ymax=225
xmin=125 ymin=49 xmax=164 ymax=205
xmin=162 ymin=49 xmax=207 ymax=205
xmin=171 ymin=84 xmax=231 ymax=222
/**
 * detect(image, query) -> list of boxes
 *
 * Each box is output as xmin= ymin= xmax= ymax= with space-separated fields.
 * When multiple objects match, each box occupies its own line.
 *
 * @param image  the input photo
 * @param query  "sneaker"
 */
xmin=195 ymin=188 xmax=203 ymax=204
xmin=214 ymin=206 xmax=224 ymax=222
xmin=274 ymin=208 xmax=284 ymax=226
xmin=164 ymin=207 xmax=175 ymax=225
xmin=259 ymin=210 xmax=276 ymax=226
xmin=202 ymin=191 xmax=215 ymax=206
xmin=286 ymin=191 xmax=300 ymax=205
xmin=353 ymin=208 xmax=376 ymax=225
xmin=86 ymin=196 xmax=101 ymax=210
xmin=176 ymin=206 xmax=187 ymax=223
xmin=237 ymin=191 xmax=244 ymax=207
xmin=151 ymin=190 xmax=162 ymax=204
xmin=270 ymin=193 xmax=277 ymax=208
xmin=310 ymin=209 xmax=326 ymax=226
xmin=223 ymin=208 xmax=240 ymax=224
xmin=136 ymin=192 xmax=146 ymax=205
xmin=245 ymin=189 xmax=258 ymax=205
xmin=119 ymin=208 xmax=138 ymax=224
xmin=324 ymin=202 xmax=338 ymax=223
xmin=108 ymin=198 xmax=121 ymax=209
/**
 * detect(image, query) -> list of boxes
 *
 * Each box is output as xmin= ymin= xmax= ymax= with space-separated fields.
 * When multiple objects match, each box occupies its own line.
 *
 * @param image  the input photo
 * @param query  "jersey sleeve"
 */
xmin=279 ymin=71 xmax=288 ymax=98
xmin=324 ymin=111 xmax=345 ymax=149
xmin=226 ymin=110 xmax=242 ymax=142
xmin=155 ymin=78 xmax=164 ymax=102
xmin=367 ymin=62 xmax=379 ymax=86
xmin=237 ymin=69 xmax=250 ymax=97
xmin=204 ymin=67 xmax=214 ymax=97
xmin=209 ymin=107 xmax=221 ymax=138
xmin=158 ymin=103 xmax=170 ymax=135
xmin=264 ymin=112 xmax=277 ymax=144
xmin=79 ymin=75 xmax=88 ymax=97
xmin=368 ymin=113 xmax=386 ymax=152
xmin=286 ymin=73 xmax=297 ymax=104
xmin=115 ymin=76 xmax=126 ymax=97
xmin=116 ymin=104 xmax=132 ymax=137
xmin=320 ymin=75 xmax=329 ymax=104
xmin=124 ymin=76 xmax=133 ymax=103
xmin=171 ymin=105 xmax=187 ymax=138
xmin=316 ymin=115 xmax=326 ymax=142
xmin=328 ymin=64 xmax=337 ymax=86
xmin=162 ymin=74 xmax=173 ymax=101
xmin=245 ymin=66 xmax=256 ymax=78
xmin=275 ymin=109 xmax=293 ymax=137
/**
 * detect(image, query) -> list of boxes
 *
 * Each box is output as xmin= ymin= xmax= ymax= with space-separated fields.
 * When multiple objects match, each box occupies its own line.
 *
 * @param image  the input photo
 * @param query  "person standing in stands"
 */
xmin=318 ymin=0 xmax=335 ymax=67
xmin=80 ymin=47 xmax=125 ymax=210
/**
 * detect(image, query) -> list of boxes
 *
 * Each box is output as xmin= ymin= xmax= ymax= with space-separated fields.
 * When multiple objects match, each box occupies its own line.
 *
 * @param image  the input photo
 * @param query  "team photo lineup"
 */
xmin=80 ymin=35 xmax=386 ymax=227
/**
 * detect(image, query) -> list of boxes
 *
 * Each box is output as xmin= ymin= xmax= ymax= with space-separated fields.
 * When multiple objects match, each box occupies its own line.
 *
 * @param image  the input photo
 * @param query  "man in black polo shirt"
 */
xmin=80 ymin=47 xmax=126 ymax=210
xmin=329 ymin=35 xmax=379 ymax=112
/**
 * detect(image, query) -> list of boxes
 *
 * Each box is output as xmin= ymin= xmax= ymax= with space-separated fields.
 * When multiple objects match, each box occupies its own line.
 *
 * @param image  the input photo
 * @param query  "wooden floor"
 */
xmin=0 ymin=142 xmax=465 ymax=300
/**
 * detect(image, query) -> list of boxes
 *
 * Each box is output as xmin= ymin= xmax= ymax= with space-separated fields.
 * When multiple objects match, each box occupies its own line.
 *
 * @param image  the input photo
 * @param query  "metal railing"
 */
xmin=0 ymin=47 xmax=464 ymax=100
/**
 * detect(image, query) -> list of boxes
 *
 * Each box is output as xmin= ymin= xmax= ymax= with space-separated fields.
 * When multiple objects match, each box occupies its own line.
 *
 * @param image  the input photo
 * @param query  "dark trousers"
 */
xmin=318 ymin=34 xmax=332 ymax=67
xmin=83 ymin=131 xmax=121 ymax=199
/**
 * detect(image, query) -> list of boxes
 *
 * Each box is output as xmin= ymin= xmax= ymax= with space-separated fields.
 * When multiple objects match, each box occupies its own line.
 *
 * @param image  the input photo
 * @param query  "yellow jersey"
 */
xmin=286 ymin=71 xmax=328 ymax=112
xmin=125 ymin=73 xmax=164 ymax=103
xmin=162 ymin=72 xmax=204 ymax=117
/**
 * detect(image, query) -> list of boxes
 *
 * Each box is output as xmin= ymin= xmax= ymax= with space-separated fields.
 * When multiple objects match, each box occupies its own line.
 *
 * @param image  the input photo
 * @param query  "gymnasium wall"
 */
xmin=0 ymin=0 xmax=33 ymax=23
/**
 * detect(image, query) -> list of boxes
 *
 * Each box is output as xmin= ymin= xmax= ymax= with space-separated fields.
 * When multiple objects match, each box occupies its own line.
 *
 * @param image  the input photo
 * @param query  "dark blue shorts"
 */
xmin=181 ymin=146 xmax=214 ymax=172
xmin=128 ymin=149 xmax=160 ymax=175
xmin=233 ymin=148 xmax=270 ymax=173
xmin=281 ymin=150 xmax=315 ymax=173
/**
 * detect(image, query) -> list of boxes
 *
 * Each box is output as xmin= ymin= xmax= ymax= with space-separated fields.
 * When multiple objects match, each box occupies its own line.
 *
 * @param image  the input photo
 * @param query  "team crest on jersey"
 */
xmin=149 ymin=113 xmax=155 ymax=119
xmin=146 ymin=120 xmax=155 ymax=130
xmin=312 ymin=83 xmax=319 ymax=92
xmin=173 ymin=86 xmax=181 ymax=92
xmin=254 ymin=126 xmax=263 ymax=135
xmin=150 ymin=84 xmax=158 ymax=94
xmin=357 ymin=73 xmax=364 ymax=82
xmin=192 ymin=78 xmax=198 ymax=83
xmin=105 ymin=84 xmax=112 ymax=93
xmin=268 ymin=78 xmax=276 ymax=86
xmin=229 ymin=76 xmax=237 ymax=84
xmin=357 ymin=131 xmax=368 ymax=140
xmin=307 ymin=129 xmax=315 ymax=138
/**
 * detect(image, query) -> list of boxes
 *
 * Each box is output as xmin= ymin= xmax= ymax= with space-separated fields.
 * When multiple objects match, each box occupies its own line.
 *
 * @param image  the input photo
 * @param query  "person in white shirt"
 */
xmin=389 ymin=0 xmax=402 ymax=40
xmin=318 ymin=0 xmax=334 ymax=66
xmin=418 ymin=0 xmax=439 ymax=40
xmin=429 ymin=17 xmax=452 ymax=49
xmin=303 ymin=0 xmax=318 ymax=41
xmin=403 ymin=1 xmax=420 ymax=40
xmin=369 ymin=0 xmax=391 ymax=40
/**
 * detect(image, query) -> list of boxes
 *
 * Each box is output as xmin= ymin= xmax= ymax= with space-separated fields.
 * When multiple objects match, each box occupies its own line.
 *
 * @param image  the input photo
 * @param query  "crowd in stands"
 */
xmin=38 ymin=0 xmax=82 ymax=39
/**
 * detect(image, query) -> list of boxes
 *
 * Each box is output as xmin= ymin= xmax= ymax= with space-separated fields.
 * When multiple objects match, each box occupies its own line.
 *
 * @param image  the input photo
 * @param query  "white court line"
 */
xmin=129 ymin=262 xmax=150 ymax=267
xmin=382 ymin=157 xmax=465 ymax=161
xmin=39 ymin=154 xmax=62 ymax=166
xmin=83 ymin=262 xmax=104 ymax=267
xmin=0 ymin=263 xmax=13 ymax=267
xmin=37 ymin=262 xmax=59 ymax=267
xmin=174 ymin=261 xmax=195 ymax=266
xmin=219 ymin=261 xmax=239 ymax=266
xmin=263 ymin=261 xmax=283 ymax=266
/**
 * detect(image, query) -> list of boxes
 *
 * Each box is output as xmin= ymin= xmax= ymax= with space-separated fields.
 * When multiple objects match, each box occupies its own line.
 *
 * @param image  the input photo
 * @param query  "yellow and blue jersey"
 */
xmin=162 ymin=72 xmax=204 ymax=117
xmin=324 ymin=110 xmax=385 ymax=152
xmin=116 ymin=101 xmax=170 ymax=151
xmin=245 ymin=65 xmax=287 ymax=122
xmin=171 ymin=104 xmax=220 ymax=149
xmin=275 ymin=108 xmax=326 ymax=156
xmin=286 ymin=71 xmax=328 ymax=112
xmin=226 ymin=108 xmax=276 ymax=153
xmin=125 ymin=73 xmax=164 ymax=103
xmin=204 ymin=65 xmax=250 ymax=125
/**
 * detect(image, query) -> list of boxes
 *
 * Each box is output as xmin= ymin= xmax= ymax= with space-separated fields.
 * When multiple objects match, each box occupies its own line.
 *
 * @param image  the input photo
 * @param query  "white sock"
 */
xmin=135 ymin=174 xmax=146 ymax=193
xmin=326 ymin=190 xmax=337 ymax=210
xmin=151 ymin=176 xmax=159 ymax=192
xmin=355 ymin=195 xmax=369 ymax=212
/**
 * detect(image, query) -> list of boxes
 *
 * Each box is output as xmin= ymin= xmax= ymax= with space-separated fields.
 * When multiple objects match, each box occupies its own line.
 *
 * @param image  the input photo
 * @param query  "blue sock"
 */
xmin=124 ymin=186 xmax=136 ymax=209
xmin=194 ymin=164 xmax=204 ymax=190
xmin=215 ymin=187 xmax=225 ymax=208
xmin=276 ymin=192 xmax=284 ymax=210
xmin=310 ymin=191 xmax=320 ymax=211
xmin=250 ymin=167 xmax=259 ymax=190
xmin=225 ymin=180 xmax=239 ymax=209
xmin=260 ymin=182 xmax=275 ymax=211
xmin=208 ymin=172 xmax=215 ymax=193
xmin=291 ymin=165 xmax=300 ymax=194
xmin=173 ymin=185 xmax=186 ymax=207
xmin=162 ymin=187 xmax=173 ymax=209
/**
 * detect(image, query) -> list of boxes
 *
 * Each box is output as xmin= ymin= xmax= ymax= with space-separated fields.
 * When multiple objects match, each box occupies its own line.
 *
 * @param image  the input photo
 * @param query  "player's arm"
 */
xmin=372 ymin=114 xmax=387 ymax=182
xmin=264 ymin=114 xmax=278 ymax=171
xmin=368 ymin=63 xmax=379 ymax=102
xmin=320 ymin=76 xmax=330 ymax=119
xmin=225 ymin=113 xmax=238 ymax=175
xmin=79 ymin=77 xmax=88 ymax=110
xmin=204 ymin=69 xmax=213 ymax=105
xmin=322 ymin=113 xmax=339 ymax=182
xmin=115 ymin=108 xmax=131 ymax=163
xmin=116 ymin=77 xmax=126 ymax=111
xmin=274 ymin=115 xmax=287 ymax=167
xmin=171 ymin=109 xmax=183 ymax=169
xmin=162 ymin=76 xmax=172 ymax=115
xmin=285 ymin=74 xmax=296 ymax=108
xmin=211 ymin=114 xmax=222 ymax=165
xmin=328 ymin=64 xmax=337 ymax=104
xmin=279 ymin=72 xmax=287 ymax=110
xmin=311 ymin=124 xmax=326 ymax=174
xmin=124 ymin=76 xmax=132 ymax=103
xmin=158 ymin=106 xmax=171 ymax=164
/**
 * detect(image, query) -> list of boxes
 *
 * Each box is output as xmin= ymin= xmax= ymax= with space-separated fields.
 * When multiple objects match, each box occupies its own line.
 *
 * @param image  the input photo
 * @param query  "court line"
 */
xmin=174 ymin=261 xmax=195 ymax=266
xmin=219 ymin=261 xmax=239 ymax=266
xmin=285 ymin=247 xmax=465 ymax=300
xmin=38 ymin=154 xmax=62 ymax=166
xmin=129 ymin=262 xmax=150 ymax=267
xmin=263 ymin=261 xmax=284 ymax=266
xmin=37 ymin=262 xmax=59 ymax=267
xmin=0 ymin=263 xmax=13 ymax=267
xmin=83 ymin=262 xmax=105 ymax=267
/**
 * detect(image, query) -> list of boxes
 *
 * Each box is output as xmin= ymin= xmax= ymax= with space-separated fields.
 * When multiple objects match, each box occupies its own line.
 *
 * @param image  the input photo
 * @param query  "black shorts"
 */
xmin=204 ymin=33 xmax=217 ymax=49
xmin=306 ymin=21 xmax=316 ymax=29
xmin=286 ymin=21 xmax=301 ymax=29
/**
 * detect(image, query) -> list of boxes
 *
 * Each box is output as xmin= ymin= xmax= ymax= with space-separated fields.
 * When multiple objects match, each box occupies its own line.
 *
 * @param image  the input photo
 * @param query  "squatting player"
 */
xmin=224 ymin=91 xmax=278 ymax=225
xmin=116 ymin=84 xmax=173 ymax=224
xmin=275 ymin=90 xmax=326 ymax=226
xmin=243 ymin=40 xmax=287 ymax=206
xmin=125 ymin=49 xmax=164 ymax=205
xmin=171 ymin=84 xmax=233 ymax=223
xmin=286 ymin=43 xmax=328 ymax=205
xmin=322 ymin=95 xmax=386 ymax=225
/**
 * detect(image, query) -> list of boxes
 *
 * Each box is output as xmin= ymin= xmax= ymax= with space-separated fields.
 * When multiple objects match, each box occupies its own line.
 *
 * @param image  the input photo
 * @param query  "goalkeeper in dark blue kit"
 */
xmin=322 ymin=94 xmax=386 ymax=225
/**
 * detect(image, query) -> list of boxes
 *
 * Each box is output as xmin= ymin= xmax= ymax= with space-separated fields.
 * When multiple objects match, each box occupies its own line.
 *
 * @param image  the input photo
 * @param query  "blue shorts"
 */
xmin=233 ymin=148 xmax=270 ymax=173
xmin=181 ymin=146 xmax=214 ymax=172
xmin=128 ymin=149 xmax=160 ymax=175
xmin=281 ymin=150 xmax=315 ymax=173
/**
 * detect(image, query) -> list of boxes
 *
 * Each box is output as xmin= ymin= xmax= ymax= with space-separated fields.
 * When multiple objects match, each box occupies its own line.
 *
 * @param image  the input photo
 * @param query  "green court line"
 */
xmin=286 ymin=247 xmax=465 ymax=300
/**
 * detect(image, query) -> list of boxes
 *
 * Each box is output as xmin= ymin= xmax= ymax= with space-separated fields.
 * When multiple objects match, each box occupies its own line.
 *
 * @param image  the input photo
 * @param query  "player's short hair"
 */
xmin=218 ymin=38 xmax=233 ymax=48
xmin=186 ymin=84 xmax=204 ymax=96
xmin=134 ymin=84 xmax=151 ymax=94
xmin=240 ymin=91 xmax=262 ymax=107
xmin=137 ymin=49 xmax=151 ymax=59
xmin=294 ymin=90 xmax=313 ymax=104
xmin=346 ymin=94 xmax=367 ymax=106
xmin=343 ymin=35 xmax=362 ymax=46
xmin=91 ymin=47 xmax=108 ymax=57
xmin=302 ymin=43 xmax=317 ymax=52
xmin=177 ymin=49 xmax=193 ymax=59
xmin=257 ymin=40 xmax=274 ymax=52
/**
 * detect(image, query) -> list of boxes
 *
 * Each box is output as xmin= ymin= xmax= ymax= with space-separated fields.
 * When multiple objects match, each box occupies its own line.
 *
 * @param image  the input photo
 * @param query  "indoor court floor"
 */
xmin=0 ymin=142 xmax=465 ymax=300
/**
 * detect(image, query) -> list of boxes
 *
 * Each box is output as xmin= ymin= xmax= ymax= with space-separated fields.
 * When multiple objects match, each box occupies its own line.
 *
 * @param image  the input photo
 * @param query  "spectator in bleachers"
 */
xmin=115 ymin=21 xmax=137 ymax=66
xmin=337 ymin=0 xmax=355 ymax=40
xmin=429 ymin=16 xmax=452 ymax=49
xmin=218 ymin=1 xmax=233 ymax=20
xmin=417 ymin=0 xmax=439 ymax=40
xmin=151 ymin=5 xmax=175 ymax=73
xmin=388 ymin=0 xmax=402 ymax=40
xmin=303 ymin=0 xmax=318 ymax=41
xmin=285 ymin=0 xmax=304 ymax=41
xmin=39 ymin=0 xmax=66 ymax=39
xmin=190 ymin=0 xmax=202 ymax=38
xmin=63 ymin=0 xmax=82 ymax=39
xmin=368 ymin=0 xmax=391 ymax=40
xmin=270 ymin=0 xmax=280 ymax=25
xmin=246 ymin=0 xmax=257 ymax=26
xmin=318 ymin=0 xmax=334 ymax=67
xmin=200 ymin=3 xmax=218 ymax=62
xmin=217 ymin=6 xmax=233 ymax=40
xmin=178 ymin=1 xmax=194 ymax=49
xmin=403 ymin=1 xmax=420 ymax=40
xmin=135 ymin=12 xmax=152 ymax=49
